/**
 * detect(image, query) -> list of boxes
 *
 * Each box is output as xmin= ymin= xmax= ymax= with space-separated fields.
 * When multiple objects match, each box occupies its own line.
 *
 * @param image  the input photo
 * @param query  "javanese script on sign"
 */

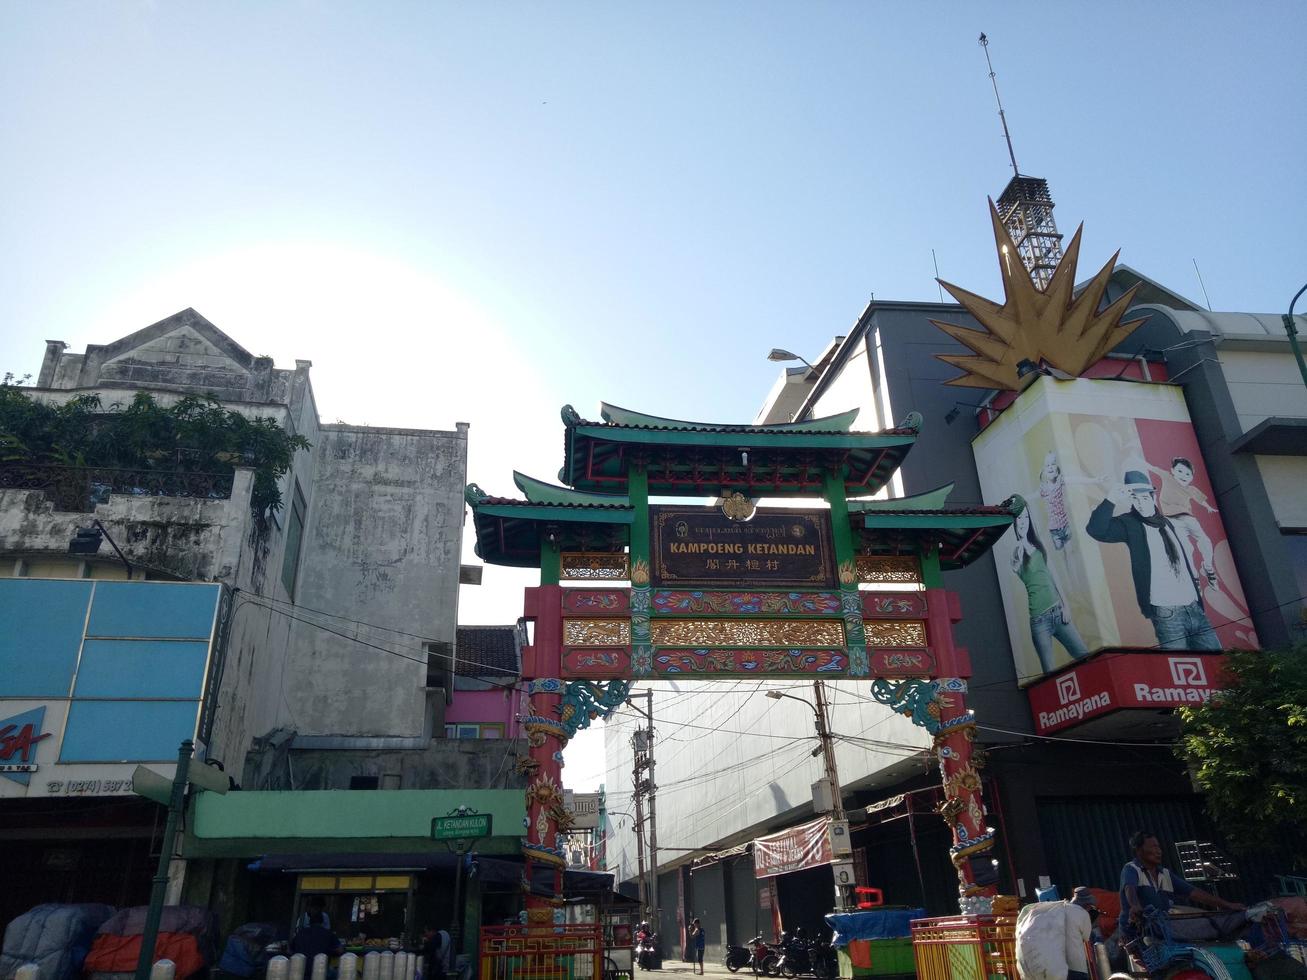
xmin=651 ymin=506 xmax=836 ymax=588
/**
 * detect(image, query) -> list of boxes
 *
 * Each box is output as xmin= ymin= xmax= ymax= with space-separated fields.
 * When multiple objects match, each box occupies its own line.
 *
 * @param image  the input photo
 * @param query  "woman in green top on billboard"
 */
xmin=1010 ymin=496 xmax=1088 ymax=672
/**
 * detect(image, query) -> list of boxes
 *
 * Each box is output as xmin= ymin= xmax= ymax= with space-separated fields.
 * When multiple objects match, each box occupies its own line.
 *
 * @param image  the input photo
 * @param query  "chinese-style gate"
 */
xmin=466 ymin=403 xmax=1016 ymax=927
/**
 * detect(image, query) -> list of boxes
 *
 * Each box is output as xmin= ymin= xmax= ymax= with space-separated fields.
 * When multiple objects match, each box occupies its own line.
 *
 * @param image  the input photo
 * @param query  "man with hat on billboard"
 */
xmin=1086 ymin=469 xmax=1221 ymax=650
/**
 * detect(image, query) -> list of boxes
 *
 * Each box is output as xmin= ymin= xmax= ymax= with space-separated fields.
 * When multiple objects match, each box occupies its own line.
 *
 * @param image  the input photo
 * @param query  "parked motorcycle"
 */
xmin=747 ymin=935 xmax=780 ymax=976
xmin=775 ymin=931 xmax=811 ymax=978
xmin=807 ymin=938 xmax=837 ymax=980
xmin=775 ymin=929 xmax=836 ymax=980
xmin=724 ymin=940 xmax=751 ymax=973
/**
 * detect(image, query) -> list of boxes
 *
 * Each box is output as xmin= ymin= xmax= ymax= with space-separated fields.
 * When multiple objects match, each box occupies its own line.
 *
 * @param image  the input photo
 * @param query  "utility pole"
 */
xmin=767 ymin=683 xmax=851 ymax=910
xmin=812 ymin=681 xmax=844 ymax=824
xmin=812 ymin=680 xmax=852 ymax=909
xmin=630 ymin=691 xmax=659 ymax=923
xmin=631 ymin=729 xmax=649 ymax=912
xmin=645 ymin=689 xmax=660 ymax=925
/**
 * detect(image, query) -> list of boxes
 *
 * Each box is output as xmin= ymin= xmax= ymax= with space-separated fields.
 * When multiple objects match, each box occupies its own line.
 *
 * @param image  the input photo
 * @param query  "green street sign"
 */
xmin=432 ymin=812 xmax=492 ymax=841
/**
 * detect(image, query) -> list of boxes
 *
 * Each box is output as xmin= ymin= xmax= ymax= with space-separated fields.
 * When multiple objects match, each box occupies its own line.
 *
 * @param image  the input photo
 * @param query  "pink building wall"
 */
xmin=446 ymin=687 xmax=523 ymax=737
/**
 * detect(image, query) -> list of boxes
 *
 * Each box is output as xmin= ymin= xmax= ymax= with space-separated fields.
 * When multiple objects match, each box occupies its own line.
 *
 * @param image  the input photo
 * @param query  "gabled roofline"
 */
xmin=92 ymin=308 xmax=260 ymax=368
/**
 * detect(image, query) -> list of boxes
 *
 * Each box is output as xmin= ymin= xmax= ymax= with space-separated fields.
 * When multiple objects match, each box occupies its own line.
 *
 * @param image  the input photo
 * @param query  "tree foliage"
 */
xmin=1178 ymin=646 xmax=1307 ymax=858
xmin=0 ymin=380 xmax=310 ymax=515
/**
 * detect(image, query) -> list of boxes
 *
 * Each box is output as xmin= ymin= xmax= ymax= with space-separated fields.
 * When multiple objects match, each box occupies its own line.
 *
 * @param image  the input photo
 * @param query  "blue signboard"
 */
xmin=0 ymin=580 xmax=222 ymax=763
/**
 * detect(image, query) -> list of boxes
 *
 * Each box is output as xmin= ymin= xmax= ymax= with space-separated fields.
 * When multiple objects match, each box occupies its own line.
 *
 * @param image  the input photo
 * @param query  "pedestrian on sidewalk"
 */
xmin=689 ymin=919 xmax=705 ymax=976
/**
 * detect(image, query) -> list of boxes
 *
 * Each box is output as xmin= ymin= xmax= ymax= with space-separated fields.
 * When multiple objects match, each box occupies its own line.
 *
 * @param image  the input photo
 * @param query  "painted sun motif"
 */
xmin=930 ymin=201 xmax=1146 ymax=390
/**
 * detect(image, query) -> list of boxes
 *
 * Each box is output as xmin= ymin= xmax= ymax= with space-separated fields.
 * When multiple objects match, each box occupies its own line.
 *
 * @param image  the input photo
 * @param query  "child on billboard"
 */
xmin=1143 ymin=457 xmax=1218 ymax=587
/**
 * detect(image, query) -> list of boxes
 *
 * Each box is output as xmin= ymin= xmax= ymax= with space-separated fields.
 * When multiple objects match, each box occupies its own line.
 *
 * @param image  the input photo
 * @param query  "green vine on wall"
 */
xmin=0 ymin=377 xmax=310 ymax=515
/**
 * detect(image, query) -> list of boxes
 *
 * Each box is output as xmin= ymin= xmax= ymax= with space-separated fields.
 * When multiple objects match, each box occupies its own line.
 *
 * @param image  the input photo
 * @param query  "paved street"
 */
xmin=631 ymin=963 xmax=749 ymax=979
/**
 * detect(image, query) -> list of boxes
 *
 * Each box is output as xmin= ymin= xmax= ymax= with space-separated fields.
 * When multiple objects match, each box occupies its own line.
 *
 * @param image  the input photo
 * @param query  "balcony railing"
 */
xmin=0 ymin=464 xmax=235 ymax=512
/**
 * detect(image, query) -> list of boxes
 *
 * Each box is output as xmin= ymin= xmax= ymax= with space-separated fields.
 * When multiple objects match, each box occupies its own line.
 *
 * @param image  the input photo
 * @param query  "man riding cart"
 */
xmin=1016 ymin=831 xmax=1307 ymax=980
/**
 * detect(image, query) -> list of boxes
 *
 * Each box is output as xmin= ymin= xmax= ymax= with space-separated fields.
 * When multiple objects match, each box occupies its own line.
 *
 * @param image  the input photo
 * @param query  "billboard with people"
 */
xmin=973 ymin=378 xmax=1257 ymax=686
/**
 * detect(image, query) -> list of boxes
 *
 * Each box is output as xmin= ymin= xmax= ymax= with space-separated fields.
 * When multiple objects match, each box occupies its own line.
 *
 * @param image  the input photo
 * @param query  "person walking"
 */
xmin=689 ymin=919 xmax=705 ymax=976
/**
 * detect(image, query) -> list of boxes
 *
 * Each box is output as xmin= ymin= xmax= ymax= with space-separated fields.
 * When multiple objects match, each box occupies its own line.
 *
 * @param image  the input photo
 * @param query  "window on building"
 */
xmin=281 ymin=481 xmax=307 ymax=597
xmin=443 ymin=723 xmax=504 ymax=739
xmin=349 ymin=776 xmax=379 ymax=790
xmin=426 ymin=642 xmax=452 ymax=689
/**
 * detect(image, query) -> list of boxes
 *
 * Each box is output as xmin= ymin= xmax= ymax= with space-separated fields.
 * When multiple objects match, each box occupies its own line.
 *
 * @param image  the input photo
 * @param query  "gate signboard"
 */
xmin=651 ymin=506 xmax=836 ymax=588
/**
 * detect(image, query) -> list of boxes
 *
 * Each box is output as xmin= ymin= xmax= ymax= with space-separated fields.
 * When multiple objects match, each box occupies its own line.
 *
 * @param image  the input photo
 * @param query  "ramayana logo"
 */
xmin=1133 ymin=657 xmax=1214 ymax=704
xmin=1056 ymin=673 xmax=1081 ymax=705
xmin=1169 ymin=657 xmax=1207 ymax=686
xmin=1039 ymin=671 xmax=1111 ymax=729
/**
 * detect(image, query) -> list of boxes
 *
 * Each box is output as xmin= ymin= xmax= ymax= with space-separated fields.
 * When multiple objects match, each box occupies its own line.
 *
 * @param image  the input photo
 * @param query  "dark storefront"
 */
xmin=0 ymin=797 xmax=164 ymax=929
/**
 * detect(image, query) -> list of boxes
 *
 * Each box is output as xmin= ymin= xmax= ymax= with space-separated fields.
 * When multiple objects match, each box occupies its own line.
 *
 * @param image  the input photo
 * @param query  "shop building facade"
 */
xmin=0 ymin=310 xmax=522 ymax=941
xmin=602 ymin=239 xmax=1306 ymax=959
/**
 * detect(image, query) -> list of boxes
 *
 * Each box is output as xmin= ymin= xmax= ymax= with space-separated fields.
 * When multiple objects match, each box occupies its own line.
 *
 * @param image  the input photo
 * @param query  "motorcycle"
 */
xmin=747 ymin=935 xmax=780 ymax=976
xmin=776 ymin=931 xmax=812 ymax=979
xmin=724 ymin=940 xmax=752 ymax=973
xmin=775 ymin=930 xmax=836 ymax=980
xmin=635 ymin=924 xmax=663 ymax=971
xmin=808 ymin=938 xmax=837 ymax=980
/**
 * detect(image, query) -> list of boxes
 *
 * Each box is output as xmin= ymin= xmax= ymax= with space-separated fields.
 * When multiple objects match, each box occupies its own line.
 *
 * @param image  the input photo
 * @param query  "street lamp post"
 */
xmin=765 ymin=681 xmax=851 ymax=908
xmin=766 ymin=348 xmax=817 ymax=377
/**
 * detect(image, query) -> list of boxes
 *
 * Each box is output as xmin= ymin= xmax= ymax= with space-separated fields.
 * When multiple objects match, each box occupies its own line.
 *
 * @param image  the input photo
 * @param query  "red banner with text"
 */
xmin=753 ymin=816 xmax=832 ymax=878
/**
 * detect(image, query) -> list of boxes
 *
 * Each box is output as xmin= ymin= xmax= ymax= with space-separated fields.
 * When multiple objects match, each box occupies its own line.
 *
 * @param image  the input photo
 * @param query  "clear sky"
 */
xmin=4 ymin=1 xmax=1304 ymax=789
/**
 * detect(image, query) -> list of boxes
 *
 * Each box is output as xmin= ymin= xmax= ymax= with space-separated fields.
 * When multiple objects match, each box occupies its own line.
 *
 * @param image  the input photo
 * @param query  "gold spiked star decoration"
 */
xmin=930 ymin=201 xmax=1147 ymax=390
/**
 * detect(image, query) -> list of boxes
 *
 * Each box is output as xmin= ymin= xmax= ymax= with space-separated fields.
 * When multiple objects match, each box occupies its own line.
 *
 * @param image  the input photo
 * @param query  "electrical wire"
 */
xmin=974 ymin=724 xmax=1180 ymax=748
xmin=234 ymin=593 xmax=521 ymax=690
xmin=605 ymin=708 xmax=809 ymax=742
xmin=234 ymin=590 xmax=520 ymax=677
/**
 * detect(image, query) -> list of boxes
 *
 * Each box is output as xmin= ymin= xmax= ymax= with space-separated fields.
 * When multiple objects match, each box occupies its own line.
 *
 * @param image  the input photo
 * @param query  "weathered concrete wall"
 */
xmin=242 ymin=735 xmax=526 ymax=790
xmin=0 ymin=468 xmax=255 ymax=582
xmin=14 ymin=314 xmax=478 ymax=795
xmin=281 ymin=423 xmax=468 ymax=737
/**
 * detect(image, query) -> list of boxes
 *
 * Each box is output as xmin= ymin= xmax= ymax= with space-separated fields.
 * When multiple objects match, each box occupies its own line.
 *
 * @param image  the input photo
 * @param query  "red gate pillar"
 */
xmin=521 ymin=584 xmax=568 ymax=926
xmin=874 ymin=550 xmax=998 ymax=911
xmin=519 ymin=581 xmax=632 ymax=926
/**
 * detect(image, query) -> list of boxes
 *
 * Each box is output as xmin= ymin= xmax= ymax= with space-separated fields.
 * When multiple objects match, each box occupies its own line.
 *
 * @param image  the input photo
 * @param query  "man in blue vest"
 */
xmin=1118 ymin=831 xmax=1244 ymax=945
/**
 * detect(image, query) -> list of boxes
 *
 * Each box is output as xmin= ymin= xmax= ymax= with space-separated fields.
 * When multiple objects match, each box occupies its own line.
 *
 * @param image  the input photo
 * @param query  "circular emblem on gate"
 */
xmin=721 ymin=492 xmax=756 ymax=522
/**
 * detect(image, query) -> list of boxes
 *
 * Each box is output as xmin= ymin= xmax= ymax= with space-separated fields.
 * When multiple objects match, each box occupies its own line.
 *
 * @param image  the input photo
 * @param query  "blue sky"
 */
xmin=4 ymin=2 xmax=1304 ymax=787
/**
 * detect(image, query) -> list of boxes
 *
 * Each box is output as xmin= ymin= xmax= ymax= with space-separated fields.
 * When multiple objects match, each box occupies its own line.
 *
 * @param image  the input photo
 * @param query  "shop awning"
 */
xmin=186 ymin=789 xmax=526 ymax=858
xmin=247 ymin=852 xmax=616 ymax=899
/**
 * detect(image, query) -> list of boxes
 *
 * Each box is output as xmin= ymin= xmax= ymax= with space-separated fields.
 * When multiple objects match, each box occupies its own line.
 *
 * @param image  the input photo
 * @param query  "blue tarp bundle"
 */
xmin=825 ymin=910 xmax=926 ymax=946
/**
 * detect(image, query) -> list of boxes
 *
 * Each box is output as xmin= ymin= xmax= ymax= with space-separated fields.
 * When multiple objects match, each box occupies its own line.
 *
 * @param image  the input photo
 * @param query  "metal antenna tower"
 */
xmin=979 ymin=32 xmax=1019 ymax=178
xmin=978 ymin=32 xmax=1065 ymax=291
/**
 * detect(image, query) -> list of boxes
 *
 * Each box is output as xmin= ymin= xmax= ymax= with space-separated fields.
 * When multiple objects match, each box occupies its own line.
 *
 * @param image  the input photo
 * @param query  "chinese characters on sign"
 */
xmin=651 ymin=507 xmax=836 ymax=588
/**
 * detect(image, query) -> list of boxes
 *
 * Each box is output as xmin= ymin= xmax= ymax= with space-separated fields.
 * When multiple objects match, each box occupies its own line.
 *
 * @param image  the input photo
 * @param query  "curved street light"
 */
xmin=1283 ymin=282 xmax=1307 ymax=391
